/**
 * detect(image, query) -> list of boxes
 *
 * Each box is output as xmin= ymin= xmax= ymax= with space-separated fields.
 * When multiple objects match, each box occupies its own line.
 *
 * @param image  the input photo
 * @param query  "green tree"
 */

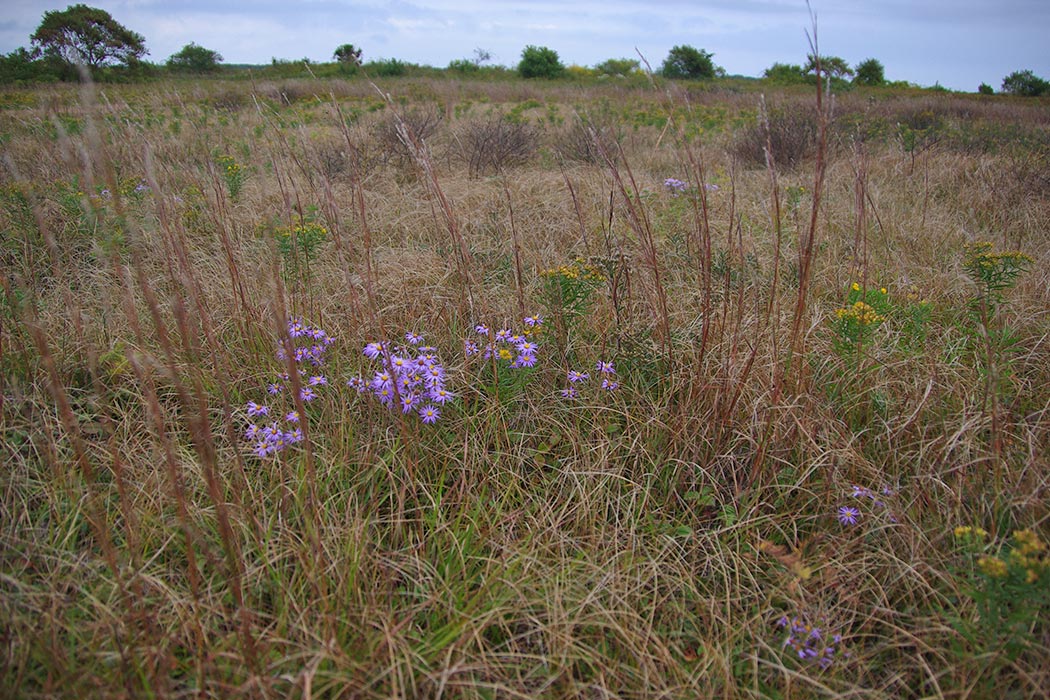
xmin=30 ymin=4 xmax=146 ymax=70
xmin=1001 ymin=69 xmax=1049 ymax=96
xmin=805 ymin=54 xmax=853 ymax=80
xmin=333 ymin=44 xmax=362 ymax=66
xmin=661 ymin=45 xmax=716 ymax=80
xmin=978 ymin=83 xmax=994 ymax=95
xmin=853 ymin=58 xmax=885 ymax=86
xmin=518 ymin=45 xmax=563 ymax=79
xmin=166 ymin=43 xmax=222 ymax=73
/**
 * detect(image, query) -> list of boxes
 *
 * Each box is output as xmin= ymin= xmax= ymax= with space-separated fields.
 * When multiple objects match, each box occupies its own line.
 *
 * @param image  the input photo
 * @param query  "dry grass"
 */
xmin=1 ymin=74 xmax=1049 ymax=698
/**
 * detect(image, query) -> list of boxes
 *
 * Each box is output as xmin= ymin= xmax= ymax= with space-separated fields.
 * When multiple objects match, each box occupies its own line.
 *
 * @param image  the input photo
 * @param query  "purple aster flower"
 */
xmin=596 ymin=360 xmax=616 ymax=374
xmin=464 ymin=339 xmax=479 ymax=355
xmin=405 ymin=331 xmax=423 ymax=345
xmin=285 ymin=428 xmax=303 ymax=444
xmin=253 ymin=441 xmax=271 ymax=458
xmin=400 ymin=393 xmax=418 ymax=414
xmin=245 ymin=424 xmax=262 ymax=440
xmin=837 ymin=506 xmax=860 ymax=526
xmin=308 ymin=375 xmax=327 ymax=386
xmin=704 ymin=183 xmax=719 ymax=192
xmin=418 ymin=404 xmax=440 ymax=424
xmin=267 ymin=383 xmax=282 ymax=395
xmin=288 ymin=319 xmax=306 ymax=337
xmin=363 ymin=342 xmax=385 ymax=359
xmin=299 ymin=386 xmax=318 ymax=402
xmin=495 ymin=329 xmax=512 ymax=342
xmin=664 ymin=177 xmax=688 ymax=196
xmin=567 ymin=370 xmax=590 ymax=383
xmin=514 ymin=353 xmax=538 ymax=368
xmin=474 ymin=323 xmax=490 ymax=335
xmin=429 ymin=386 xmax=454 ymax=404
xmin=601 ymin=378 xmax=620 ymax=391
xmin=560 ymin=387 xmax=578 ymax=399
xmin=246 ymin=401 xmax=269 ymax=417
xmin=523 ymin=314 xmax=543 ymax=327
xmin=346 ymin=376 xmax=366 ymax=392
xmin=285 ymin=411 xmax=300 ymax=423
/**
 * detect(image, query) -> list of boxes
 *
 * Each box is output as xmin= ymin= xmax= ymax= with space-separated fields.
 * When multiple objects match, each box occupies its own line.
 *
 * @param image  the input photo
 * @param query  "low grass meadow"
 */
xmin=1 ymin=70 xmax=1048 ymax=698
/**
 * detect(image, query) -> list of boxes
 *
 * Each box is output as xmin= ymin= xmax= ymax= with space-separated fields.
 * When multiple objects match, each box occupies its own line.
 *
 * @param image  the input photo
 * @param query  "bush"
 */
xmin=1001 ymin=70 xmax=1049 ymax=97
xmin=166 ymin=43 xmax=223 ymax=73
xmin=978 ymin=83 xmax=994 ymax=95
xmin=595 ymin=58 xmax=639 ymax=77
xmin=853 ymin=58 xmax=885 ymax=86
xmin=661 ymin=45 xmax=716 ymax=80
xmin=763 ymin=62 xmax=808 ymax=85
xmin=555 ymin=115 xmax=623 ymax=164
xmin=518 ymin=45 xmax=564 ymax=79
xmin=365 ymin=58 xmax=409 ymax=77
xmin=374 ymin=106 xmax=444 ymax=166
xmin=447 ymin=58 xmax=479 ymax=74
xmin=452 ymin=115 xmax=538 ymax=177
xmin=732 ymin=107 xmax=817 ymax=170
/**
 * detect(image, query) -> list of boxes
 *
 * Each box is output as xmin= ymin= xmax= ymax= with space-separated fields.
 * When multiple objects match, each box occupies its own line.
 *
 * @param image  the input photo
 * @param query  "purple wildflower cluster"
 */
xmin=244 ymin=318 xmax=334 ymax=458
xmin=836 ymin=483 xmax=897 ymax=526
xmin=465 ymin=316 xmax=544 ymax=369
xmin=347 ymin=331 xmax=452 ymax=424
xmin=663 ymin=177 xmax=688 ymax=196
xmin=561 ymin=359 xmax=620 ymax=399
xmin=777 ymin=614 xmax=847 ymax=670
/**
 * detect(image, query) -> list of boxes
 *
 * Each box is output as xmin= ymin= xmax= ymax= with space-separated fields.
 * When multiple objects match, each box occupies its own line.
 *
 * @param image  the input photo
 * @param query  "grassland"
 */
xmin=1 ymin=73 xmax=1049 ymax=698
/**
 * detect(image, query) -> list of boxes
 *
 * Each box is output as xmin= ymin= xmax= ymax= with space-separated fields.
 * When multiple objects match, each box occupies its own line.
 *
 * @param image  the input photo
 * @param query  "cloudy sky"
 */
xmin=2 ymin=0 xmax=1047 ymax=91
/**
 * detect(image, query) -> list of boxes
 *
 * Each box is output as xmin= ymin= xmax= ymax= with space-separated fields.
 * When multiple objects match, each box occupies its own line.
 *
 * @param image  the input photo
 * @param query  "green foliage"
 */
xmin=830 ymin=282 xmax=890 ymax=359
xmin=0 ymin=47 xmax=60 ymax=84
xmin=333 ymin=43 xmax=362 ymax=66
xmin=518 ymin=45 xmax=564 ymax=79
xmin=166 ymin=43 xmax=222 ymax=73
xmin=805 ymin=54 xmax=854 ymax=80
xmin=447 ymin=58 xmax=479 ymax=73
xmin=30 ymin=4 xmax=146 ymax=70
xmin=365 ymin=58 xmax=409 ymax=77
xmin=1001 ymin=69 xmax=1049 ymax=96
xmin=762 ymin=62 xmax=808 ymax=84
xmin=215 ymin=154 xmax=245 ymax=199
xmin=660 ymin=45 xmax=716 ymax=80
xmin=276 ymin=220 xmax=328 ymax=284
xmin=853 ymin=58 xmax=885 ymax=86
xmin=952 ymin=527 xmax=1050 ymax=662
xmin=978 ymin=82 xmax=994 ymax=95
xmin=594 ymin=57 xmax=639 ymax=77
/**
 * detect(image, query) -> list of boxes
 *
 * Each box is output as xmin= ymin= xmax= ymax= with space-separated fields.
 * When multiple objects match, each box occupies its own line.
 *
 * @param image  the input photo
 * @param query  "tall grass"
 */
xmin=1 ymin=70 xmax=1048 ymax=698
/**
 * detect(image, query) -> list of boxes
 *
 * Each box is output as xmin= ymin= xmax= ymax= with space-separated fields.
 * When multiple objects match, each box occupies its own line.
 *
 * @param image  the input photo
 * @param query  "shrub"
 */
xmin=166 ymin=43 xmax=223 ymax=73
xmin=447 ymin=58 xmax=479 ymax=73
xmin=853 ymin=58 xmax=885 ymax=86
xmin=373 ymin=106 xmax=444 ymax=166
xmin=1001 ymin=69 xmax=1049 ymax=97
xmin=763 ymin=62 xmax=808 ymax=85
xmin=452 ymin=115 xmax=538 ymax=177
xmin=518 ymin=45 xmax=564 ymax=79
xmin=731 ymin=107 xmax=817 ymax=170
xmin=978 ymin=83 xmax=994 ymax=95
xmin=365 ymin=58 xmax=409 ymax=77
xmin=594 ymin=57 xmax=639 ymax=77
xmin=660 ymin=45 xmax=716 ymax=80
xmin=555 ymin=115 xmax=623 ymax=164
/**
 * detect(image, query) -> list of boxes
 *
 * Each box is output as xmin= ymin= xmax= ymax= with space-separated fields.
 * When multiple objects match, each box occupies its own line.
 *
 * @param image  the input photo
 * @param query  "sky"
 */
xmin=2 ymin=0 xmax=1048 ymax=91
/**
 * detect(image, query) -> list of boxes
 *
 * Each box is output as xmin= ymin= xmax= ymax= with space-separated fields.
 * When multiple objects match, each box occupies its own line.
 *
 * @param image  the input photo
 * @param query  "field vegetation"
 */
xmin=1 ymin=68 xmax=1049 ymax=697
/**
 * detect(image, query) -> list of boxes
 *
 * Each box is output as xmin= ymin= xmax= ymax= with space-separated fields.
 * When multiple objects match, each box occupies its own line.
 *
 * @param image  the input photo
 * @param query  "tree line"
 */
xmin=2 ymin=3 xmax=1046 ymax=96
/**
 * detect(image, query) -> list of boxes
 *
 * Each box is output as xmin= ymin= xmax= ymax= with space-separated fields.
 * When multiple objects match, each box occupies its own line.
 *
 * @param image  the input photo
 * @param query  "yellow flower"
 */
xmin=851 ymin=282 xmax=861 ymax=292
xmin=977 ymin=555 xmax=1008 ymax=578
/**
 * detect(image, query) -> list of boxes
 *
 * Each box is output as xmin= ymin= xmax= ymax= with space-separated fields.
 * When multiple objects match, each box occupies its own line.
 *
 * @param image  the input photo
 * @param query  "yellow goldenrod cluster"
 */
xmin=977 ymin=555 xmax=1009 ymax=578
xmin=962 ymin=241 xmax=1034 ymax=272
xmin=1009 ymin=530 xmax=1048 ymax=584
xmin=279 ymin=222 xmax=328 ymax=239
xmin=835 ymin=300 xmax=884 ymax=326
xmin=541 ymin=258 xmax=605 ymax=282
xmin=954 ymin=525 xmax=989 ymax=540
